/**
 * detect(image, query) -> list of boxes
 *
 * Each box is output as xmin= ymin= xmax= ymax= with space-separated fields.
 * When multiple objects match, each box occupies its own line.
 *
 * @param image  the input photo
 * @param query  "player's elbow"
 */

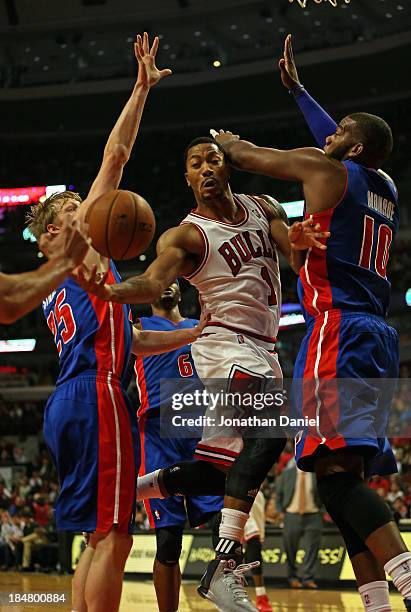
xmin=0 ymin=297 xmax=21 ymax=324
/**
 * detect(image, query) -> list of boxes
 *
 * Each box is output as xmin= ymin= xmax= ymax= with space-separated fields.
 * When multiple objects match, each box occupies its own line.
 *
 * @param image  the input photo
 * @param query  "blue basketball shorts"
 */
xmin=293 ymin=310 xmax=399 ymax=476
xmin=44 ymin=371 xmax=140 ymax=533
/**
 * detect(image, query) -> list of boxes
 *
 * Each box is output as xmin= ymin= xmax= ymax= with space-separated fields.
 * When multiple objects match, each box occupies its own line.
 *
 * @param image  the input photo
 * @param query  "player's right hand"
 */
xmin=135 ymin=32 xmax=172 ymax=89
xmin=39 ymin=218 xmax=90 ymax=269
xmin=71 ymin=264 xmax=113 ymax=300
xmin=278 ymin=34 xmax=302 ymax=92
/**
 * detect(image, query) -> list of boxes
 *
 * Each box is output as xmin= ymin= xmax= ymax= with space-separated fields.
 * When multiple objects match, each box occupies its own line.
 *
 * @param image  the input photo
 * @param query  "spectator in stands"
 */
xmin=29 ymin=472 xmax=43 ymax=493
xmin=17 ymin=510 xmax=49 ymax=571
xmin=2 ymin=515 xmax=24 ymax=569
xmin=32 ymin=495 xmax=50 ymax=527
xmin=0 ymin=482 xmax=11 ymax=509
xmin=276 ymin=463 xmax=323 ymax=589
xmin=392 ymin=499 xmax=410 ymax=522
xmin=8 ymin=496 xmax=25 ymax=517
xmin=17 ymin=474 xmax=31 ymax=500
xmin=387 ymin=479 xmax=405 ymax=505
xmin=12 ymin=446 xmax=27 ymax=465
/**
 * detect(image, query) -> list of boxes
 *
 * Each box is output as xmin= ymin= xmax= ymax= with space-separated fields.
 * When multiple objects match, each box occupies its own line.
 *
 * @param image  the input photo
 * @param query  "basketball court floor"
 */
xmin=0 ymin=572 xmax=405 ymax=611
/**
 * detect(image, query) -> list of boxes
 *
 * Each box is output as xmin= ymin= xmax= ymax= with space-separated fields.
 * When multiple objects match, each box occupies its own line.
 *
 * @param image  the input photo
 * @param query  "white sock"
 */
xmin=358 ymin=581 xmax=391 ymax=611
xmin=256 ymin=586 xmax=266 ymax=597
xmin=219 ymin=508 xmax=249 ymax=543
xmin=384 ymin=552 xmax=411 ymax=599
xmin=136 ymin=470 xmax=165 ymax=501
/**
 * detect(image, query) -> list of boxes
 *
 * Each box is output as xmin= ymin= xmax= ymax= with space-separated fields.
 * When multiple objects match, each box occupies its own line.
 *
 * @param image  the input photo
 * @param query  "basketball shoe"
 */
xmin=256 ymin=593 xmax=273 ymax=612
xmin=198 ymin=552 xmax=260 ymax=611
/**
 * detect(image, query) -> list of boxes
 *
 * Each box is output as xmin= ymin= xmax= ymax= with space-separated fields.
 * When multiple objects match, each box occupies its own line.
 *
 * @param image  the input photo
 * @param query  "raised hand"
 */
xmin=278 ymin=34 xmax=302 ymax=92
xmin=135 ymin=32 xmax=172 ymax=89
xmin=39 ymin=218 xmax=90 ymax=269
xmin=288 ymin=216 xmax=330 ymax=250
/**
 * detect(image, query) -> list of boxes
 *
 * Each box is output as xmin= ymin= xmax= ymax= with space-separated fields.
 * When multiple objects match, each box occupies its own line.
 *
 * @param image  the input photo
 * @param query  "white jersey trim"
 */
xmin=187 ymin=196 xmax=249 ymax=228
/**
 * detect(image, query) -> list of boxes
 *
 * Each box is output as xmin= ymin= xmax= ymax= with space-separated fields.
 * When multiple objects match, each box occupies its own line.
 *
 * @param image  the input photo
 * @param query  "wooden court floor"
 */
xmin=0 ymin=572 xmax=405 ymax=611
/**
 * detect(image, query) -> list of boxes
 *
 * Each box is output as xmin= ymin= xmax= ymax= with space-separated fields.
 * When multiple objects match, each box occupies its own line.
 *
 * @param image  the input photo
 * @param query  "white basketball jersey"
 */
xmin=181 ymin=194 xmax=281 ymax=346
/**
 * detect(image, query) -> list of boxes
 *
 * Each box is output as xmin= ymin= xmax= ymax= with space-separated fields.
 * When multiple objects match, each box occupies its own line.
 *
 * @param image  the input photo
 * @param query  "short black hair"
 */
xmin=184 ymin=136 xmax=224 ymax=168
xmin=348 ymin=112 xmax=393 ymax=168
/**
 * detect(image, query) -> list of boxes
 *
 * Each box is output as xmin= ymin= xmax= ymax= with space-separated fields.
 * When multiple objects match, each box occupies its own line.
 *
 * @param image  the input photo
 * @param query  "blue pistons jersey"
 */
xmin=294 ymin=161 xmax=400 ymax=475
xmin=135 ymin=315 xmax=222 ymax=528
xmin=42 ymin=261 xmax=132 ymax=386
xmin=135 ymin=315 xmax=199 ymax=419
xmin=298 ymin=160 xmax=399 ymax=324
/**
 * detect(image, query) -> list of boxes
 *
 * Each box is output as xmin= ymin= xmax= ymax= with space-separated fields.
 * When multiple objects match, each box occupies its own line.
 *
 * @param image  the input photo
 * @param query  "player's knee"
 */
xmin=155 ymin=526 xmax=183 ymax=566
xmin=226 ymin=437 xmax=286 ymax=503
xmin=96 ymin=529 xmax=132 ymax=560
xmin=162 ymin=460 xmax=226 ymax=496
xmin=314 ymin=450 xmax=364 ymax=479
xmin=316 ymin=472 xmax=393 ymax=542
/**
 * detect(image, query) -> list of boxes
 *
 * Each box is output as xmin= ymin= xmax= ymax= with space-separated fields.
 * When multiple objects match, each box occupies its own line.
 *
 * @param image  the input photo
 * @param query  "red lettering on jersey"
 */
xmin=177 ymin=354 xmax=194 ymax=377
xmin=243 ymin=231 xmax=262 ymax=258
xmin=256 ymin=229 xmax=273 ymax=258
xmin=359 ymin=215 xmax=374 ymax=269
xmin=218 ymin=242 xmax=241 ymax=277
xmin=375 ymin=224 xmax=392 ymax=278
xmin=46 ymin=289 xmax=77 ymax=356
xmin=261 ymin=266 xmax=278 ymax=306
xmin=230 ymin=234 xmax=252 ymax=263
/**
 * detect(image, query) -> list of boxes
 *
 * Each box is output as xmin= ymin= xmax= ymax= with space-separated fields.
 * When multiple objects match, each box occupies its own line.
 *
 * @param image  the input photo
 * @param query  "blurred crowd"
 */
xmin=0 ymin=446 xmax=59 ymax=572
xmin=0 ymin=427 xmax=410 ymax=575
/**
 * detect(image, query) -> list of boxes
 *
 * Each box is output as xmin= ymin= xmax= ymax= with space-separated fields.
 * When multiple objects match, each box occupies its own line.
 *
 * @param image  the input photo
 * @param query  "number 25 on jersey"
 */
xmin=46 ymin=289 xmax=77 ymax=355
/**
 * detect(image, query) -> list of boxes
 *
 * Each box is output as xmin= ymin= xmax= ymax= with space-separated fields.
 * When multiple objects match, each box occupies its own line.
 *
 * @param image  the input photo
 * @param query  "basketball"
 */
xmin=85 ymin=189 xmax=155 ymax=260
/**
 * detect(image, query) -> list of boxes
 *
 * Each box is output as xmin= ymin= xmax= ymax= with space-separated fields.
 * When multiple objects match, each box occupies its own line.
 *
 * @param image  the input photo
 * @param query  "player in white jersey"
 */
xmin=79 ymin=136 xmax=328 ymax=611
xmin=180 ymin=192 xmax=283 ymax=467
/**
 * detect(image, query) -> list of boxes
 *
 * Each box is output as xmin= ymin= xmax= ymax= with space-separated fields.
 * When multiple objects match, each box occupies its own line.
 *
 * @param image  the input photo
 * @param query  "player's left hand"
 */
xmin=210 ymin=129 xmax=240 ymax=151
xmin=135 ymin=32 xmax=172 ymax=89
xmin=71 ymin=264 xmax=113 ymax=300
xmin=289 ymin=216 xmax=330 ymax=250
xmin=192 ymin=312 xmax=210 ymax=339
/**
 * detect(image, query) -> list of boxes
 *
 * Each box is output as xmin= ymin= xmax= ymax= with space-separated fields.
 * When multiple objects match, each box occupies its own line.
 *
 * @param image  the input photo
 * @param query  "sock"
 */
xmin=358 ymin=581 xmax=391 ymax=611
xmin=384 ymin=552 xmax=411 ymax=599
xmin=256 ymin=586 xmax=266 ymax=597
xmin=215 ymin=508 xmax=248 ymax=556
xmin=136 ymin=470 xmax=165 ymax=501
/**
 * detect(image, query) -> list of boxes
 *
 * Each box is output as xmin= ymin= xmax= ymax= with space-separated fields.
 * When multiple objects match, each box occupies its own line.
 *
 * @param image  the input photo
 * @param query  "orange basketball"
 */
xmin=85 ymin=190 xmax=155 ymax=260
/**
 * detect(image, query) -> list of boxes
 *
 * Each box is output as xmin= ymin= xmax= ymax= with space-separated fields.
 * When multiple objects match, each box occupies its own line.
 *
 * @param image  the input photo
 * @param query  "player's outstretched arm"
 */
xmin=279 ymin=34 xmax=337 ymax=148
xmin=132 ymin=312 xmax=208 ymax=355
xmin=0 ymin=219 xmax=89 ymax=324
xmin=77 ymin=32 xmax=172 ymax=221
xmin=211 ymin=129 xmax=325 ymax=182
xmin=73 ymin=224 xmax=203 ymax=303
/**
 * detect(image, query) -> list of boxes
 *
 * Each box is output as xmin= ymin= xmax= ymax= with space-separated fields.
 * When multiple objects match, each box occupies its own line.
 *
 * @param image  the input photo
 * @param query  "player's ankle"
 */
xmin=384 ymin=552 xmax=411 ymax=599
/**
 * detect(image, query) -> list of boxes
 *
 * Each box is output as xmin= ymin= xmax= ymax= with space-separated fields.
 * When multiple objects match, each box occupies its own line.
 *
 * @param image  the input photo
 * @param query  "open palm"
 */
xmin=135 ymin=32 xmax=172 ymax=89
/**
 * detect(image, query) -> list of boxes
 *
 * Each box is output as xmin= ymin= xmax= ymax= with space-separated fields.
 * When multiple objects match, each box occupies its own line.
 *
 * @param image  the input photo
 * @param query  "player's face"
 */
xmin=155 ymin=282 xmax=181 ymax=310
xmin=185 ymin=144 xmax=230 ymax=201
xmin=324 ymin=117 xmax=359 ymax=161
xmin=53 ymin=198 xmax=81 ymax=230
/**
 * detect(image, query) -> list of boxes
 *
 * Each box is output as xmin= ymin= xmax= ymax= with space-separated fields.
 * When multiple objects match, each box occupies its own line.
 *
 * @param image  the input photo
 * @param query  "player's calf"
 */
xmin=137 ymin=460 xmax=227 ymax=500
